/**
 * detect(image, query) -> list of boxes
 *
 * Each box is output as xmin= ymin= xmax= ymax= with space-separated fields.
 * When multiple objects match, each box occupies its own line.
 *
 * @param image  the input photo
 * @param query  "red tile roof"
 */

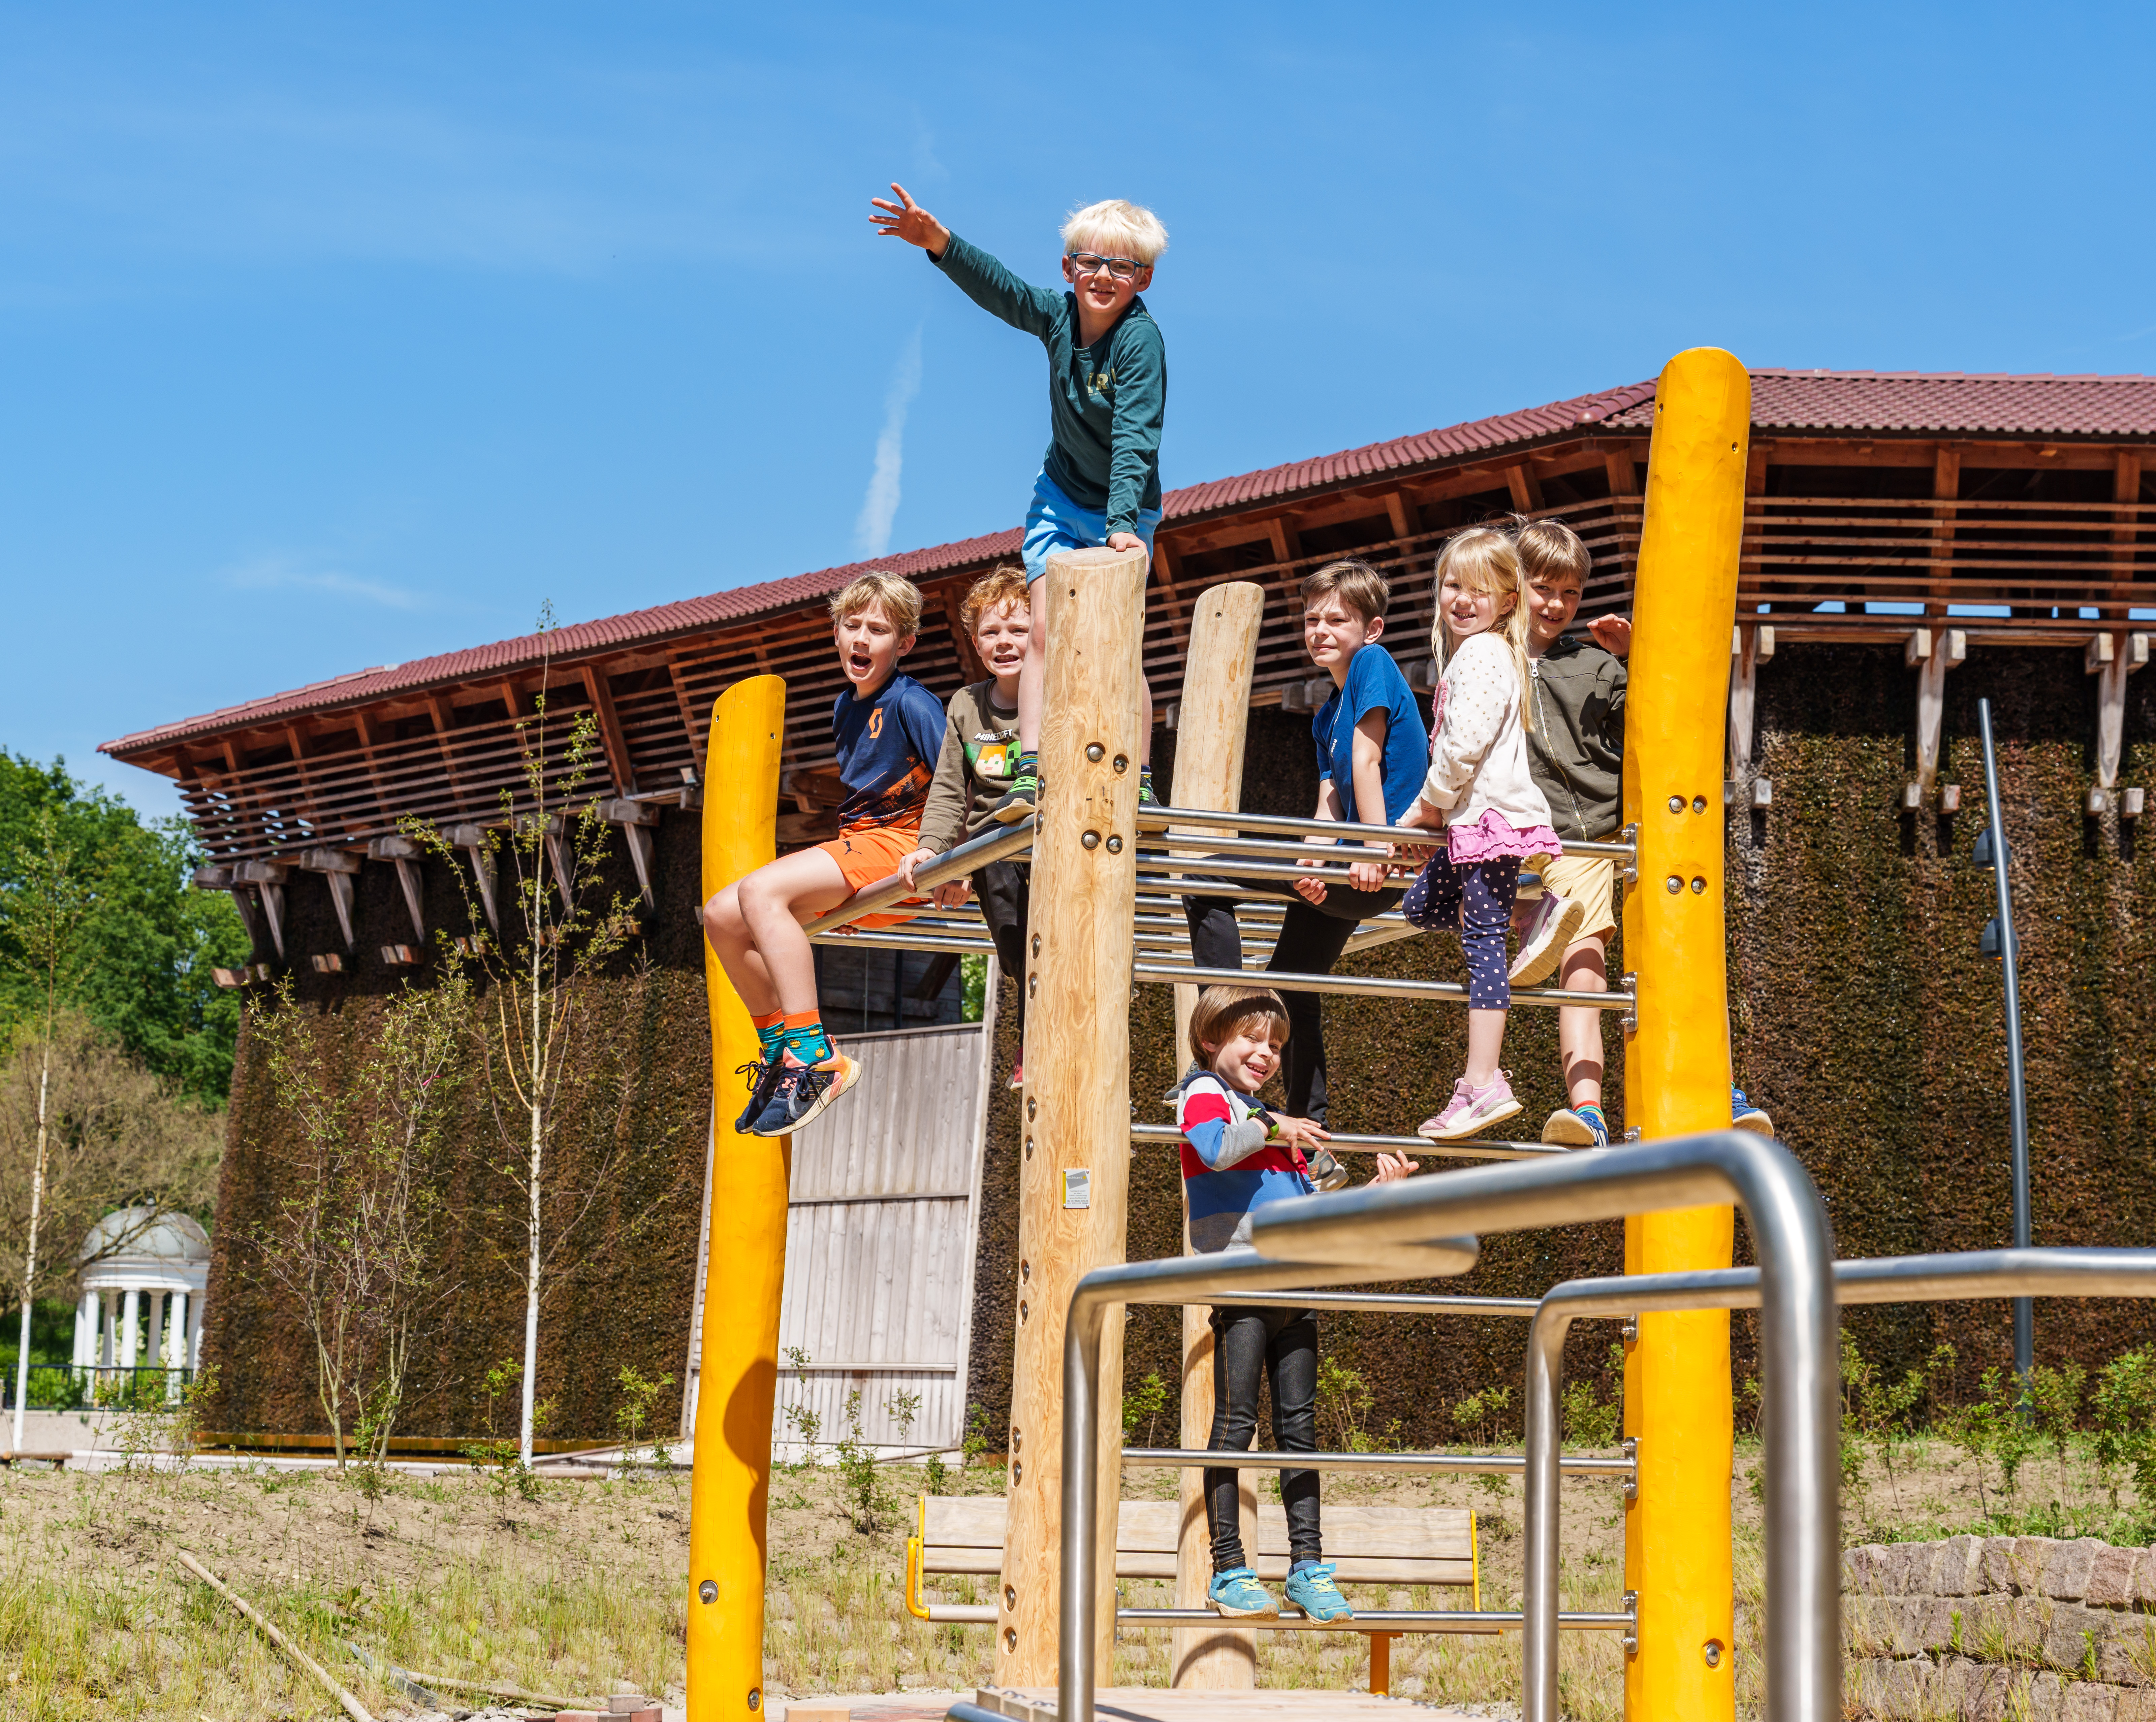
xmin=104 ymin=367 xmax=2156 ymax=760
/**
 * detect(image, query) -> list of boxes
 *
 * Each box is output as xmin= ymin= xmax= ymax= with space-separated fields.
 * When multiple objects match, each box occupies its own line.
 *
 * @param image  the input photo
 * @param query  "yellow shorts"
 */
xmin=1535 ymin=851 xmax=1618 ymax=944
xmin=818 ymin=823 xmax=928 ymax=931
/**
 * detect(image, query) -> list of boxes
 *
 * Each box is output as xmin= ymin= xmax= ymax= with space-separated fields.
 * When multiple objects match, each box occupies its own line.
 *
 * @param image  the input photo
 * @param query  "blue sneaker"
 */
xmin=733 ymin=1053 xmax=787 ymax=1135
xmin=1732 ymin=1087 xmax=1774 ymax=1136
xmin=750 ymin=1051 xmax=863 ymax=1138
xmin=1541 ymin=1105 xmax=1609 ymax=1148
xmin=1206 ymin=1566 xmax=1276 ymax=1618
xmin=1284 ymin=1560 xmax=1354 ymax=1623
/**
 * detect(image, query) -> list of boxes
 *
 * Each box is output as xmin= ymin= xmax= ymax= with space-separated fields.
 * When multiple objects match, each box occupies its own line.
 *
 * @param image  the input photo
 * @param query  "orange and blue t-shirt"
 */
xmin=832 ymin=672 xmax=947 ymax=834
xmin=1175 ymin=1067 xmax=1314 ymax=1253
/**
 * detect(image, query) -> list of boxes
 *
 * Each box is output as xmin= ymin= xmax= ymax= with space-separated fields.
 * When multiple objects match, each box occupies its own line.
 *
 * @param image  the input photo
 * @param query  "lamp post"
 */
xmin=1974 ymin=697 xmax=2034 ymax=1384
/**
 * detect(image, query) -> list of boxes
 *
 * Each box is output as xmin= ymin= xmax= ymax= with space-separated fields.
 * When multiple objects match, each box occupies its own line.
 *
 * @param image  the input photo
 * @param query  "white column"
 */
xmin=117 ymin=1289 xmax=140 ymax=1369
xmin=188 ymin=1291 xmax=204 ymax=1371
xmin=163 ymin=1291 xmax=187 ymax=1402
xmin=73 ymin=1292 xmax=94 ymax=1371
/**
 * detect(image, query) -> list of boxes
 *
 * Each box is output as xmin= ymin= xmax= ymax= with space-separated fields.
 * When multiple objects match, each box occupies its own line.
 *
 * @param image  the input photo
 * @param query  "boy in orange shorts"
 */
xmin=703 ymin=571 xmax=946 ymax=1137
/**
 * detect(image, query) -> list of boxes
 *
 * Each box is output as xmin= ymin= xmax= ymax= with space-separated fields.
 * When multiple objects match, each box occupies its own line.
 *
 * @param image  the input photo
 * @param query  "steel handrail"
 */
xmin=802 ymin=817 xmax=1034 ymax=935
xmin=1133 ymin=962 xmax=1633 ymax=1013
xmin=1519 ymin=1245 xmax=2156 ymax=1722
xmin=1242 ymin=1131 xmax=1840 ymax=1722
xmin=1137 ymin=803 xmax=1637 ymax=861
xmin=1130 ymin=1120 xmax=1572 ymax=1164
xmin=1122 ymin=1445 xmax=1631 ymax=1480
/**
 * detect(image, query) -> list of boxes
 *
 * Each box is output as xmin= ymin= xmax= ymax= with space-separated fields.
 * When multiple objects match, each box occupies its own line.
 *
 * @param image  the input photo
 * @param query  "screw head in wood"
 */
xmin=1005 ymin=1628 xmax=1018 ymax=1652
xmin=699 ymin=1580 xmax=717 ymax=1603
xmin=1703 ymin=1640 xmax=1723 ymax=1668
xmin=1113 ymin=755 xmax=1128 ymax=773
xmin=749 ymin=1690 xmax=762 ymax=1711
xmin=1690 ymin=876 xmax=1707 ymax=894
xmin=1692 ymin=795 xmax=1707 ymax=813
xmin=1106 ymin=834 xmax=1123 ymax=853
xmin=1006 ymin=1585 xmax=1017 ymax=1611
xmin=1031 ymin=934 xmax=1041 ymax=957
xmin=1086 ymin=743 xmax=1105 ymax=762
xmin=1667 ymin=795 xmax=1684 ymax=813
xmin=1082 ymin=829 xmax=1102 ymax=849
xmin=1665 ymin=876 xmax=1682 ymax=893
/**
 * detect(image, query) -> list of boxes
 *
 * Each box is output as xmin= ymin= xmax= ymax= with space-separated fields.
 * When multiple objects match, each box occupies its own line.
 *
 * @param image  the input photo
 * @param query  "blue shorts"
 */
xmin=1021 ymin=468 xmax=1163 ymax=585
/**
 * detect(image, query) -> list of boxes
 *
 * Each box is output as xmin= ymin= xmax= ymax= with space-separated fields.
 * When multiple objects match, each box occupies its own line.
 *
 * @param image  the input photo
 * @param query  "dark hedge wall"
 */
xmin=206 ymin=643 xmax=2156 ymax=1445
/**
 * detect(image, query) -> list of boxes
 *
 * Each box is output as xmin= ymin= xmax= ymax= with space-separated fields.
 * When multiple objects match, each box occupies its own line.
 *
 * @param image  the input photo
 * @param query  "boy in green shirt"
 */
xmin=871 ymin=184 xmax=1168 ymax=815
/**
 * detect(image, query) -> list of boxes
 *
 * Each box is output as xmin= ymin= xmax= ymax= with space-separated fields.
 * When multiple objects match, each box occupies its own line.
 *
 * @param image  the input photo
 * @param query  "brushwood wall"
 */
xmin=202 ymin=643 xmax=2156 ymax=1444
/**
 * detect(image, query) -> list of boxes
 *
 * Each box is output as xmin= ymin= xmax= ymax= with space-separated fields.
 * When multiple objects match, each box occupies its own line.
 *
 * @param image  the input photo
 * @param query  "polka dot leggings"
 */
xmin=1401 ymin=853 xmax=1523 ymax=1010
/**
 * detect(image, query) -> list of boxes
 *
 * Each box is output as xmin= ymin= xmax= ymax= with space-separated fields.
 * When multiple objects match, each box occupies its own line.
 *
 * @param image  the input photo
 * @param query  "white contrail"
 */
xmin=854 ymin=325 xmax=924 ymax=559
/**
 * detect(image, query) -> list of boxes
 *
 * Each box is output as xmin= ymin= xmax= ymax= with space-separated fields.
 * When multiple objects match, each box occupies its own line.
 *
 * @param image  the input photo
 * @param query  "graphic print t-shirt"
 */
xmin=832 ymin=672 xmax=947 ymax=834
xmin=1312 ymin=644 xmax=1430 ymax=823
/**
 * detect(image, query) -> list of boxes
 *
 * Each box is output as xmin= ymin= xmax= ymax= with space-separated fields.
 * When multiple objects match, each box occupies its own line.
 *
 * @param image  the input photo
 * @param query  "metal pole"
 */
xmin=1251 ymin=1131 xmax=1841 ymax=1722
xmin=1978 ymin=698 xmax=2035 ymax=1383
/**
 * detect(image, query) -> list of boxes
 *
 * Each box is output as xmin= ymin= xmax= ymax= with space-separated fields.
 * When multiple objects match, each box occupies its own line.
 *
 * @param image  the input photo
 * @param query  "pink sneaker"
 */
xmin=1417 ymin=1072 xmax=1524 ymax=1142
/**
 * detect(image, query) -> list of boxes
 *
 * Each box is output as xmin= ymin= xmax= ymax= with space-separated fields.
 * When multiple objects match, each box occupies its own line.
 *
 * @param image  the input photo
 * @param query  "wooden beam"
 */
xmin=664 ymin=653 xmax=710 ymax=776
xmin=1929 ymin=446 xmax=1962 ymax=620
xmin=1149 ymin=539 xmax=1192 ymax=648
xmin=1505 ymin=462 xmax=1544 ymax=514
xmin=938 ymin=581 xmax=989 ymax=681
xmin=579 ymin=664 xmax=639 ymax=795
xmin=1264 ymin=516 xmax=1298 ymax=572
xmin=1383 ymin=491 xmax=1414 ymax=543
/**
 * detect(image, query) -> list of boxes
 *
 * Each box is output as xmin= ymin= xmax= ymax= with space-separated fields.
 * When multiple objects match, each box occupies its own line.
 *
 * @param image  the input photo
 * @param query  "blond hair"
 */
xmin=960 ymin=565 xmax=1030 ymax=637
xmin=1430 ymin=528 xmax=1536 ymax=733
xmin=1187 ymin=985 xmax=1290 ymax=1068
xmin=1301 ymin=559 xmax=1391 ymax=625
xmin=829 ymin=570 xmax=922 ymax=637
xmin=1516 ymin=518 xmax=1591 ymax=586
xmin=1061 ymin=199 xmax=1169 ymax=265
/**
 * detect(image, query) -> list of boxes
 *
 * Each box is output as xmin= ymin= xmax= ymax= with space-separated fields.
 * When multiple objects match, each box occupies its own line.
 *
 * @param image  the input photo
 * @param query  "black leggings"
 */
xmin=1204 ymin=1304 xmax=1321 ymax=1572
xmin=971 ymin=860 xmax=1029 ymax=1029
xmin=1183 ymin=882 xmax=1404 ymax=1125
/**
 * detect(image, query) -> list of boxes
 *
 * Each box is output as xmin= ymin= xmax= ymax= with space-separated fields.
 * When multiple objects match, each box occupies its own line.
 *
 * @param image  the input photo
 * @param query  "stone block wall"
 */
xmin=1846 ymin=1535 xmax=2156 ymax=1720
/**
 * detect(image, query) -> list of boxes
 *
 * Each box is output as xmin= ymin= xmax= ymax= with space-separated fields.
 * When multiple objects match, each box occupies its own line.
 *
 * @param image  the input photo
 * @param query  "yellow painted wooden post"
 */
xmin=1165 ymin=581 xmax=1265 ymax=1690
xmin=687 ymin=674 xmax=788 ymax=1722
xmin=995 ymin=545 xmax=1148 ymax=1689
xmin=1619 ymin=349 xmax=1750 ymax=1722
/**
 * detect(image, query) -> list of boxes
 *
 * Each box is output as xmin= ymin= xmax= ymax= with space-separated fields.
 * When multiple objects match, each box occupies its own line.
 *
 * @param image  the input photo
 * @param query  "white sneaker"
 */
xmin=1509 ymin=892 xmax=1587 ymax=986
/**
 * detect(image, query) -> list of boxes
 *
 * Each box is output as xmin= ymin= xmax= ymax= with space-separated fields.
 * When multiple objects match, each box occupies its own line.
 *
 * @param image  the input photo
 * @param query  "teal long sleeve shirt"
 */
xmin=930 ymin=234 xmax=1166 ymax=534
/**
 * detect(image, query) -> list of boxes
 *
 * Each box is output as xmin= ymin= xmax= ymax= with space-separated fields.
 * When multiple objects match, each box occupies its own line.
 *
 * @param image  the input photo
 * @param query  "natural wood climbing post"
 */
xmin=996 ymin=545 xmax=1148 ymax=1687
xmin=1620 ymin=349 xmax=1750 ymax=1722
xmin=1162 ymin=581 xmax=1266 ymax=1689
xmin=687 ymin=674 xmax=787 ymax=1722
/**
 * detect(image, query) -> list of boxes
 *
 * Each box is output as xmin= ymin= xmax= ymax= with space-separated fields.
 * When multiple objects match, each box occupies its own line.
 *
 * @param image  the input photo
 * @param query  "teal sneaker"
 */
xmin=1284 ymin=1560 xmax=1354 ymax=1623
xmin=1206 ymin=1566 xmax=1276 ymax=1618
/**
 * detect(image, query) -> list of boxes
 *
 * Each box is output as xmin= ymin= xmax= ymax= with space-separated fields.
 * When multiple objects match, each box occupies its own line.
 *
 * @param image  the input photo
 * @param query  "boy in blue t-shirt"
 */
xmin=1182 ymin=560 xmax=1431 ymax=1124
xmin=703 ymin=572 xmax=946 ymax=1138
xmin=870 ymin=183 xmax=1168 ymax=815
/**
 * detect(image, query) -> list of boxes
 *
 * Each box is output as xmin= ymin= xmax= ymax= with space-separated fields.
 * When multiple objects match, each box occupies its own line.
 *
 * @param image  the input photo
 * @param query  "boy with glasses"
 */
xmin=870 ymin=185 xmax=1169 ymax=815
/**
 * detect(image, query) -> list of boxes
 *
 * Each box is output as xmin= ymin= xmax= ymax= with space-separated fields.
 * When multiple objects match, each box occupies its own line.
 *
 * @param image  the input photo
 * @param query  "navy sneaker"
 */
xmin=1541 ymin=1105 xmax=1610 ymax=1148
xmin=750 ymin=1051 xmax=864 ymax=1138
xmin=1732 ymin=1087 xmax=1774 ymax=1136
xmin=733 ymin=1052 xmax=787 ymax=1135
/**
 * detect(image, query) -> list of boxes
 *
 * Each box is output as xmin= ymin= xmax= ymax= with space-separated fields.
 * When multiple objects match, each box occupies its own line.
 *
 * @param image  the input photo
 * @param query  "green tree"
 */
xmin=0 ymin=753 xmax=250 ymax=1100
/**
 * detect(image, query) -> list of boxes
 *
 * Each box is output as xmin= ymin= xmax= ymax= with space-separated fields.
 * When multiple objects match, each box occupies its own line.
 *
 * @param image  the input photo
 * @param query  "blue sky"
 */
xmin=5 ymin=2 xmax=2154 ymax=820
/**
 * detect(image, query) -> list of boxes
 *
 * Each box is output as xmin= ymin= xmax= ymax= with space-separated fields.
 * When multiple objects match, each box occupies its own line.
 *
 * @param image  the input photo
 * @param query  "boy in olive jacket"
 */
xmin=1514 ymin=519 xmax=1773 ymax=1146
xmin=871 ymin=183 xmax=1168 ymax=814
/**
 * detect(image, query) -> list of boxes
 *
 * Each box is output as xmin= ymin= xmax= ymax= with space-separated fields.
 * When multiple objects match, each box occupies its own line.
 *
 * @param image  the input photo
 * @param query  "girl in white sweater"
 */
xmin=1397 ymin=528 xmax=1566 ymax=1140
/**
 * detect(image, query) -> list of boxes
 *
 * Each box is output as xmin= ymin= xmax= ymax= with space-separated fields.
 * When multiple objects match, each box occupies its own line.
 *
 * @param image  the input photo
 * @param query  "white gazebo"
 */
xmin=72 ymin=1207 xmax=210 ymax=1393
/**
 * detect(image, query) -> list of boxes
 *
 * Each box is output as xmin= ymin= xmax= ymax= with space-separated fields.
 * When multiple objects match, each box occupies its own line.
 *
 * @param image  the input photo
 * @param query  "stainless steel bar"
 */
xmin=801 ymin=816 xmax=1034 ymax=935
xmin=1133 ymin=855 xmax=1385 ymax=887
xmin=1522 ymin=1246 xmax=2156 ymax=1722
xmin=1134 ymin=962 xmax=1634 ymax=1013
xmin=1058 ymin=1243 xmax=1479 ymax=1722
xmin=1122 ymin=1445 xmax=1632 ymax=1479
xmin=1138 ymin=803 xmax=1636 ymax=859
xmin=1131 ymin=1120 xmax=1571 ymax=1163
xmin=1112 ymin=1607 xmax=1632 ymax=1634
xmin=1252 ymin=1131 xmax=1840 ymax=1722
xmin=1136 ymin=833 xmax=1402 ymax=865
xmin=1119 ymin=1284 xmax=1544 ymax=1317
xmin=808 ymin=930 xmax=995 ymax=955
xmin=1979 ymin=698 xmax=2036 ymax=1380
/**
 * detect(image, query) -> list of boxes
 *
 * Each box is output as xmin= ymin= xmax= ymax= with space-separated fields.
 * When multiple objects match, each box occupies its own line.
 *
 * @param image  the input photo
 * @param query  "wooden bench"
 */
xmin=905 ymin=1494 xmax=1480 ymax=1694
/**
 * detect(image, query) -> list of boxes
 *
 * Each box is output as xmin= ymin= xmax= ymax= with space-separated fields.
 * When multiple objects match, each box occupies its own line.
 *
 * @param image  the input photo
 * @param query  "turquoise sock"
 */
xmin=784 ymin=1026 xmax=833 ymax=1064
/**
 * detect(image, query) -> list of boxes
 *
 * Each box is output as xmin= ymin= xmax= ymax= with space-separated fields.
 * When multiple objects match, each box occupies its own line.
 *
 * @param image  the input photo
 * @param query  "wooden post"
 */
xmin=686 ymin=674 xmax=787 ymax=1722
xmin=996 ymin=546 xmax=1149 ymax=1689
xmin=1620 ymin=350 xmax=1750 ymax=1722
xmin=1163 ymin=582 xmax=1266 ymax=1689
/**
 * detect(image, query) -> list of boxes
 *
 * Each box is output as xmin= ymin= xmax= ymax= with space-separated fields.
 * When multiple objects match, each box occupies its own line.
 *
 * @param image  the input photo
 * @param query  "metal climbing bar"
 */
xmin=1137 ymin=803 xmax=1639 ymax=863
xmin=1129 ymin=1121 xmax=1572 ymax=1164
xmin=1133 ymin=962 xmax=1634 ymax=1013
xmin=800 ymin=816 xmax=1034 ymax=936
xmin=1122 ymin=1446 xmax=1632 ymax=1481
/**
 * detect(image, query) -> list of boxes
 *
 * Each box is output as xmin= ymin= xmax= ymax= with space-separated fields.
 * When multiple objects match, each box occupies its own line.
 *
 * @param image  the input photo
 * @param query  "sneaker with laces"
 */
xmin=1417 ymin=1071 xmax=1523 ymax=1142
xmin=1007 ymin=1057 xmax=1025 ymax=1091
xmin=1508 ymin=891 xmax=1588 ymax=986
xmin=1206 ymin=1566 xmax=1277 ymax=1618
xmin=1732 ymin=1087 xmax=1774 ymax=1135
xmin=1305 ymin=1148 xmax=1350 ymax=1193
xmin=1541 ymin=1105 xmax=1610 ymax=1148
xmin=1138 ymin=776 xmax=1158 ymax=806
xmin=1283 ymin=1560 xmax=1354 ymax=1622
xmin=992 ymin=771 xmax=1038 ymax=823
xmin=733 ymin=1051 xmax=788 ymax=1135
xmin=749 ymin=1050 xmax=863 ymax=1137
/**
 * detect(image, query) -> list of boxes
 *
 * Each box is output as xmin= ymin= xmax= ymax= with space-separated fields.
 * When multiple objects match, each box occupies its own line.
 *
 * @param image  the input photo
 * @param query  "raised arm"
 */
xmin=873 ymin=183 xmax=1060 ymax=339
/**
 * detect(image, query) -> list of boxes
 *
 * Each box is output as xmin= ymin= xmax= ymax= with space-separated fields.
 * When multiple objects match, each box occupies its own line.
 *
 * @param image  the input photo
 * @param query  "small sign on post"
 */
xmin=1062 ymin=1169 xmax=1091 ymax=1210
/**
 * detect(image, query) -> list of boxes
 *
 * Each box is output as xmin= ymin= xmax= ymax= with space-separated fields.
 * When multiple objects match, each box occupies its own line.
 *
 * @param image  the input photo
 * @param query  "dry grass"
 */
xmin=14 ymin=1431 xmax=2128 ymax=1719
